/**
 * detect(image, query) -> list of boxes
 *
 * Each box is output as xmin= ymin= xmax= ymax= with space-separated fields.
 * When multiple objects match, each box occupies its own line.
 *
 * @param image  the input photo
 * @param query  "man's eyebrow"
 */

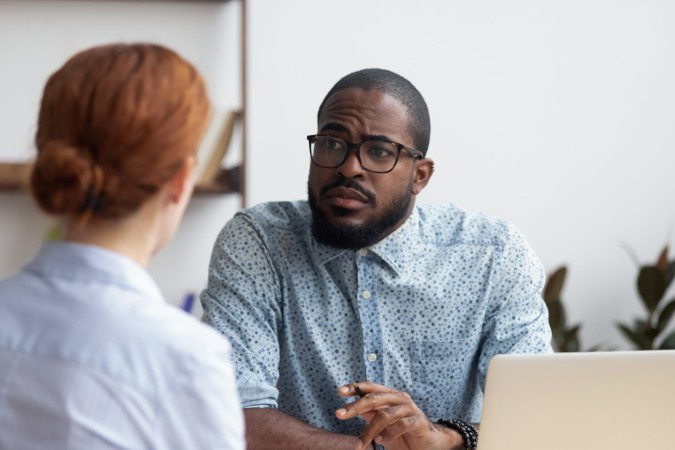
xmin=317 ymin=126 xmax=398 ymax=144
xmin=363 ymin=134 xmax=396 ymax=143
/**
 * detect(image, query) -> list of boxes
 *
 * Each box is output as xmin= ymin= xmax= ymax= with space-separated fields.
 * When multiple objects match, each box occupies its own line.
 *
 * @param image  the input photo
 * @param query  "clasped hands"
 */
xmin=335 ymin=381 xmax=457 ymax=450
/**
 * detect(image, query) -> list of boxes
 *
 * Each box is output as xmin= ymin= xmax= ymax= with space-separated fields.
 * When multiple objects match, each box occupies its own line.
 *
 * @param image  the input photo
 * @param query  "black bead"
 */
xmin=435 ymin=418 xmax=478 ymax=450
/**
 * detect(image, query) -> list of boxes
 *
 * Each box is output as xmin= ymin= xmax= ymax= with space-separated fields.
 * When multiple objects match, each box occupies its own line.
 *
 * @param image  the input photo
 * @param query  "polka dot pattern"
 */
xmin=201 ymin=201 xmax=552 ymax=430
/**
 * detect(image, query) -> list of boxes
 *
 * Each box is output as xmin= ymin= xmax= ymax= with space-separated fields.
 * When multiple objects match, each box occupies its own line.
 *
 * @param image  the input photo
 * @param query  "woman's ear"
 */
xmin=411 ymin=157 xmax=434 ymax=195
xmin=166 ymin=156 xmax=196 ymax=204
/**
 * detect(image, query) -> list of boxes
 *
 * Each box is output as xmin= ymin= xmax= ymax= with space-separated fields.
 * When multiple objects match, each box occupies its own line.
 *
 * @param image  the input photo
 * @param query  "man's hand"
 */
xmin=334 ymin=381 xmax=463 ymax=450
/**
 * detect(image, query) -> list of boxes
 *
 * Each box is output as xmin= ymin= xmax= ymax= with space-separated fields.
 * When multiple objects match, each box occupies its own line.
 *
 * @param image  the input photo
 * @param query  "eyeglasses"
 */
xmin=307 ymin=134 xmax=423 ymax=174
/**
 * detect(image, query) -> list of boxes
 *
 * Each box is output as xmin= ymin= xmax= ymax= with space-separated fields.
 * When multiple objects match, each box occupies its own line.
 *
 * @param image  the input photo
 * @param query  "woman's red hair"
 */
xmin=31 ymin=43 xmax=211 ymax=221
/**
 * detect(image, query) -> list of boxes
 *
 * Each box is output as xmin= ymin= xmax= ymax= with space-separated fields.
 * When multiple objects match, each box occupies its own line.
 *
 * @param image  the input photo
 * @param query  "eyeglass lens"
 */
xmin=311 ymin=136 xmax=400 ymax=172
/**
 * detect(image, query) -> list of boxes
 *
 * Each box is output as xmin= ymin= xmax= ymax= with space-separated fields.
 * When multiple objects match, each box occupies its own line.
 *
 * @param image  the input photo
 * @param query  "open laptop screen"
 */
xmin=477 ymin=350 xmax=675 ymax=450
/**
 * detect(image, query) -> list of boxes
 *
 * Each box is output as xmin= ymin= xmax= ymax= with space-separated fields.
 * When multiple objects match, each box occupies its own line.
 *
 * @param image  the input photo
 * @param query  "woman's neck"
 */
xmin=63 ymin=198 xmax=163 ymax=268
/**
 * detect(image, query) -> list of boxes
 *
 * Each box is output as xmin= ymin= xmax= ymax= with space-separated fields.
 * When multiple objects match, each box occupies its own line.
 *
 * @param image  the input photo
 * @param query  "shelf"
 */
xmin=0 ymin=163 xmax=31 ymax=192
xmin=0 ymin=162 xmax=242 ymax=196
xmin=195 ymin=165 xmax=242 ymax=194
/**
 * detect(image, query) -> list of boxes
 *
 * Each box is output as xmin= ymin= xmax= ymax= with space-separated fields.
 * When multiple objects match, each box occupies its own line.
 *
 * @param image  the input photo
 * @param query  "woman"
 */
xmin=0 ymin=43 xmax=245 ymax=449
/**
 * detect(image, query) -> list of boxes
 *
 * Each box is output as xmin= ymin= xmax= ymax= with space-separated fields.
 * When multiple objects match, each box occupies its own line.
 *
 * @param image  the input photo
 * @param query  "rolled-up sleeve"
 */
xmin=201 ymin=213 xmax=283 ymax=408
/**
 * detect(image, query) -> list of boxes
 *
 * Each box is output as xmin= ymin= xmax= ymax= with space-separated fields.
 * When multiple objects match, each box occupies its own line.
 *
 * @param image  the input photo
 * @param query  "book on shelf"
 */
xmin=195 ymin=109 xmax=241 ymax=187
xmin=0 ymin=161 xmax=32 ymax=190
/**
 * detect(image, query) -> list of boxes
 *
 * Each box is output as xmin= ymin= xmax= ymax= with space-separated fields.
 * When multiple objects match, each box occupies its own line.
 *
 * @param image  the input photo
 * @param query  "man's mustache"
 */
xmin=319 ymin=178 xmax=376 ymax=203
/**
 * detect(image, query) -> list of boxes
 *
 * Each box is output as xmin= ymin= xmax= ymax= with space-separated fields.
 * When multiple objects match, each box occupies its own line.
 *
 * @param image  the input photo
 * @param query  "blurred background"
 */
xmin=1 ymin=0 xmax=674 ymax=350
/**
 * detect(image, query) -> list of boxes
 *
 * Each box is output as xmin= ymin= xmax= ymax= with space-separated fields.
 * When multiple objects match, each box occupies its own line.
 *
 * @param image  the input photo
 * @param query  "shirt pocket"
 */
xmin=410 ymin=339 xmax=475 ymax=418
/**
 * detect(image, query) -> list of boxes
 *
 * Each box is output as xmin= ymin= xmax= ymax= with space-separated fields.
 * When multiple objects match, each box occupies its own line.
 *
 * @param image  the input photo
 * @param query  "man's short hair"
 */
xmin=317 ymin=68 xmax=431 ymax=155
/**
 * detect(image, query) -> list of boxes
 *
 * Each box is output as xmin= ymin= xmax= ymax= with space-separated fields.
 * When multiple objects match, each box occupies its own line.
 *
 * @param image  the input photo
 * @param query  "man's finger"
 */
xmin=357 ymin=404 xmax=415 ymax=447
xmin=338 ymin=380 xmax=398 ymax=398
xmin=336 ymin=392 xmax=385 ymax=419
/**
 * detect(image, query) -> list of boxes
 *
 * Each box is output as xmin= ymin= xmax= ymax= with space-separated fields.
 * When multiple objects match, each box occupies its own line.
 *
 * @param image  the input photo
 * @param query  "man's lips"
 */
xmin=324 ymin=186 xmax=369 ymax=209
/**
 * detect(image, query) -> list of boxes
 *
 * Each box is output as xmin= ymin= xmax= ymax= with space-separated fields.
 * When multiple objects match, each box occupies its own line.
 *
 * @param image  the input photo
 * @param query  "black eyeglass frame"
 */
xmin=306 ymin=134 xmax=424 ymax=174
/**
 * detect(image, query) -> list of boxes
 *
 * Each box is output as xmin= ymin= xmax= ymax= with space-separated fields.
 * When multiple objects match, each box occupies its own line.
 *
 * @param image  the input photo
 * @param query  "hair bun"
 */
xmin=31 ymin=140 xmax=100 ymax=216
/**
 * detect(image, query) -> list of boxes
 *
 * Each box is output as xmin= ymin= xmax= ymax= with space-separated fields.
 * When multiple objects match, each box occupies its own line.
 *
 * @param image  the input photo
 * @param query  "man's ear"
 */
xmin=411 ymin=158 xmax=434 ymax=195
xmin=166 ymin=156 xmax=196 ymax=204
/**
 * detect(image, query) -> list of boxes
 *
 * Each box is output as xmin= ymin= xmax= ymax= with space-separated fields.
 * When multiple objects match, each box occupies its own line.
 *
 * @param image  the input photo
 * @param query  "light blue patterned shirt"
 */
xmin=201 ymin=201 xmax=552 ymax=432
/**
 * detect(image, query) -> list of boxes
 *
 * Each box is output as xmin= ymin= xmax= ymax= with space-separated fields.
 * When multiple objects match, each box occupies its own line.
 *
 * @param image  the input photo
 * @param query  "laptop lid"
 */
xmin=477 ymin=350 xmax=675 ymax=450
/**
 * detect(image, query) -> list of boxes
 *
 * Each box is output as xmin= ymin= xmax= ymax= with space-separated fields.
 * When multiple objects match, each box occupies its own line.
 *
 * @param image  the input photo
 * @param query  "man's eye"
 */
xmin=368 ymin=145 xmax=396 ymax=158
xmin=326 ymin=139 xmax=340 ymax=149
xmin=320 ymin=137 xmax=343 ymax=151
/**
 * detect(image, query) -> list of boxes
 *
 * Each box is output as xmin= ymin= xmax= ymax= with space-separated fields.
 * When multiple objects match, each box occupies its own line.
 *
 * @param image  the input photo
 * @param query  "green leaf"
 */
xmin=658 ymin=329 xmax=675 ymax=349
xmin=560 ymin=325 xmax=581 ymax=352
xmin=547 ymin=300 xmax=564 ymax=335
xmin=656 ymin=298 xmax=675 ymax=333
xmin=655 ymin=245 xmax=669 ymax=271
xmin=543 ymin=267 xmax=567 ymax=302
xmin=634 ymin=318 xmax=649 ymax=336
xmin=616 ymin=323 xmax=648 ymax=350
xmin=637 ymin=266 xmax=666 ymax=312
xmin=664 ymin=261 xmax=675 ymax=290
xmin=634 ymin=319 xmax=658 ymax=347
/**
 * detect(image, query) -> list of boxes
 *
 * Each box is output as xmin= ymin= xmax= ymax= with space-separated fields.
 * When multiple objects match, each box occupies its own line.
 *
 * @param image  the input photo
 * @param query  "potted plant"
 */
xmin=616 ymin=244 xmax=675 ymax=350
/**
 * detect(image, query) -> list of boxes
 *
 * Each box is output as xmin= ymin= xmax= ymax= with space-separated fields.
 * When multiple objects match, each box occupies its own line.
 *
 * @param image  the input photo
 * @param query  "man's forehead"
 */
xmin=321 ymin=87 xmax=405 ymax=112
xmin=319 ymin=88 xmax=410 ymax=131
xmin=318 ymin=88 xmax=413 ymax=148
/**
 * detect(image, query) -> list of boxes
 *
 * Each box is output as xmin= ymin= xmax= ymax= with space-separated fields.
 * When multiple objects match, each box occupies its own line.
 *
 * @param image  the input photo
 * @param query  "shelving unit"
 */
xmin=0 ymin=0 xmax=247 ymax=207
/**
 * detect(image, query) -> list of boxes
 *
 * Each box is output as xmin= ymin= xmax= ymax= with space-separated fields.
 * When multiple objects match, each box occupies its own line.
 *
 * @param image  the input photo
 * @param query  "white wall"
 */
xmin=246 ymin=0 xmax=675 ymax=350
xmin=2 ymin=0 xmax=675 ymax=349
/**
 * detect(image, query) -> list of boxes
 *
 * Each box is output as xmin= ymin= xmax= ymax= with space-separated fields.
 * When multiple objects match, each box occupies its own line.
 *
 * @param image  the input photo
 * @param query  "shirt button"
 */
xmin=367 ymin=353 xmax=377 ymax=362
xmin=359 ymin=249 xmax=368 ymax=256
xmin=362 ymin=290 xmax=371 ymax=300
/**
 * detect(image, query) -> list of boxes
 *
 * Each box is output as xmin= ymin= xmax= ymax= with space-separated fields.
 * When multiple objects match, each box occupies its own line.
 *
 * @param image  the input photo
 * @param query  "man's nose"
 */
xmin=337 ymin=148 xmax=364 ymax=178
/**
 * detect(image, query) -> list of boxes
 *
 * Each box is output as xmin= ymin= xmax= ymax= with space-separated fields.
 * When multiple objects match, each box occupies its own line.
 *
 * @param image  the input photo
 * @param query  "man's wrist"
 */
xmin=434 ymin=418 xmax=478 ymax=450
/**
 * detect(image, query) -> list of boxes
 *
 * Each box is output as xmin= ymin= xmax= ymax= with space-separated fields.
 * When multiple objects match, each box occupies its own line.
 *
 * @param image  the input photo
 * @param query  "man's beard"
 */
xmin=308 ymin=177 xmax=412 ymax=250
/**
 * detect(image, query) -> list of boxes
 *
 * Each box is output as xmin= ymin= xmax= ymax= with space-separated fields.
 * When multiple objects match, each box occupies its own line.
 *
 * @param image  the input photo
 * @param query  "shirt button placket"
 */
xmin=356 ymin=248 xmax=383 ymax=383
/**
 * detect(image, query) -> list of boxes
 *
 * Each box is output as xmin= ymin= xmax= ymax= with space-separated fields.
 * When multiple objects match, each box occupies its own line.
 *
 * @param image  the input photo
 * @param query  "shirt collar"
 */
xmin=367 ymin=206 xmax=419 ymax=276
xmin=310 ymin=234 xmax=349 ymax=266
xmin=309 ymin=206 xmax=420 ymax=276
xmin=26 ymin=241 xmax=165 ymax=304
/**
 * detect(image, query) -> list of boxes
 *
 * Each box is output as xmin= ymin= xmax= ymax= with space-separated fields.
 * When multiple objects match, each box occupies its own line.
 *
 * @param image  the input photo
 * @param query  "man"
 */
xmin=201 ymin=68 xmax=552 ymax=450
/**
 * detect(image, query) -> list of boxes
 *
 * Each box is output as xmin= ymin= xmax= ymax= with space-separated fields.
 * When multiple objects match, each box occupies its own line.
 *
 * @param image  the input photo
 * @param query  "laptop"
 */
xmin=477 ymin=350 xmax=675 ymax=450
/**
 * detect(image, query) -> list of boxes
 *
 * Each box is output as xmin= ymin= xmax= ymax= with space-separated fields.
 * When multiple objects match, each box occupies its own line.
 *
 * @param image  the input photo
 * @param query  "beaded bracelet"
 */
xmin=435 ymin=418 xmax=478 ymax=450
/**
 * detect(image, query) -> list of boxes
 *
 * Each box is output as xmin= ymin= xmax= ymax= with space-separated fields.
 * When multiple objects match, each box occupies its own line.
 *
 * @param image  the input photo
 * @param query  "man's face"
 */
xmin=308 ymin=87 xmax=428 ymax=249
